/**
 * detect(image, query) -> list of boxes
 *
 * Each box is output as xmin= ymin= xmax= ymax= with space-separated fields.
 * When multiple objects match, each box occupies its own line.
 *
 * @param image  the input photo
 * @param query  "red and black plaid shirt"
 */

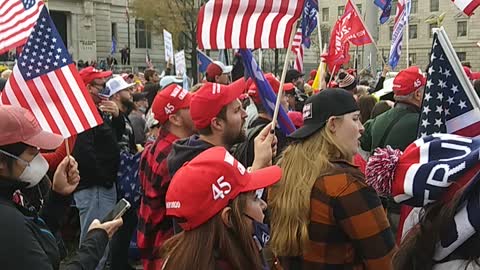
xmin=137 ymin=128 xmax=178 ymax=270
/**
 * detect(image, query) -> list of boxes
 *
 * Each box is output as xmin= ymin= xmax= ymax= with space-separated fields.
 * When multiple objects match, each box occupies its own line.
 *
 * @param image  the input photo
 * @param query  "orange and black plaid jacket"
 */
xmin=303 ymin=160 xmax=396 ymax=270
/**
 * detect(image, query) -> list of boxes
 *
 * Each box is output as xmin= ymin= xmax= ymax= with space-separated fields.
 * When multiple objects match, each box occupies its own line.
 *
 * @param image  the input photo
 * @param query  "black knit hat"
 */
xmin=288 ymin=88 xmax=359 ymax=140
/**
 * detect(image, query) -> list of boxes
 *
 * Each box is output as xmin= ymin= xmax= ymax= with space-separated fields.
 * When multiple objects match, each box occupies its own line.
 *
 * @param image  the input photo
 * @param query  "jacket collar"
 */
xmin=0 ymin=175 xmax=28 ymax=200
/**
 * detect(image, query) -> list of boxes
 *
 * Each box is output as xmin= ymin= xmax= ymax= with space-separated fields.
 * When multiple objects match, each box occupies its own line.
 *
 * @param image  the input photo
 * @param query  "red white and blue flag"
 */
xmin=452 ymin=0 xmax=480 ymax=16
xmin=0 ymin=0 xmax=44 ymax=55
xmin=0 ymin=7 xmax=103 ymax=138
xmin=240 ymin=49 xmax=296 ymax=135
xmin=197 ymin=0 xmax=304 ymax=49
xmin=388 ymin=0 xmax=411 ymax=69
xmin=291 ymin=28 xmax=304 ymax=73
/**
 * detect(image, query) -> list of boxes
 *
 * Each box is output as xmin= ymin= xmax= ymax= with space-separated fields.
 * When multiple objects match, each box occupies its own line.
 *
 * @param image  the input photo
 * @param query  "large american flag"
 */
xmin=1 ymin=7 xmax=103 ymax=138
xmin=0 ymin=0 xmax=44 ymax=55
xmin=291 ymin=28 xmax=304 ymax=73
xmin=452 ymin=0 xmax=480 ymax=16
xmin=197 ymin=0 xmax=304 ymax=49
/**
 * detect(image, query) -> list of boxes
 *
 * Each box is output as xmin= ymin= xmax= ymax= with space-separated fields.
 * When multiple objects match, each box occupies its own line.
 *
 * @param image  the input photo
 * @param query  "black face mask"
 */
xmin=244 ymin=214 xmax=270 ymax=249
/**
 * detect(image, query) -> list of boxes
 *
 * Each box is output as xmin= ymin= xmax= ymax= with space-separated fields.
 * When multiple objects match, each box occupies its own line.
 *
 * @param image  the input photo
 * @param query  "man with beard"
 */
xmin=167 ymin=79 xmax=277 ymax=179
xmin=73 ymin=67 xmax=123 ymax=269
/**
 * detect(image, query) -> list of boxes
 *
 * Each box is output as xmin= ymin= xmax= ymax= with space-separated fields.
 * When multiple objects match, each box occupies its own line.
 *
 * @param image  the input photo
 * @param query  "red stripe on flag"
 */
xmin=239 ymin=2 xmax=257 ymax=48
xmin=464 ymin=0 xmax=480 ymax=15
xmin=0 ymin=1 xmax=22 ymax=24
xmin=0 ymin=1 xmax=42 ymax=37
xmin=40 ymin=75 xmax=77 ymax=135
xmin=6 ymin=73 xmax=35 ymax=118
xmin=224 ymin=1 xmax=241 ymax=49
xmin=67 ymin=64 xmax=103 ymax=125
xmin=0 ymin=0 xmax=10 ymax=10
xmin=454 ymin=121 xmax=480 ymax=137
xmin=24 ymin=79 xmax=62 ymax=135
xmin=284 ymin=5 xmax=302 ymax=47
xmin=0 ymin=9 xmax=38 ymax=37
xmin=268 ymin=1 xmax=289 ymax=47
xmin=196 ymin=4 xmax=206 ymax=50
xmin=209 ymin=2 xmax=222 ymax=49
xmin=253 ymin=0 xmax=274 ymax=48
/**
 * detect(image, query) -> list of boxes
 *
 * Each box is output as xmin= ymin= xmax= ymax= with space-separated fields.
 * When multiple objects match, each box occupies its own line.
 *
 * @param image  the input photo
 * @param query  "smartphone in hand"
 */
xmin=101 ymin=198 xmax=131 ymax=223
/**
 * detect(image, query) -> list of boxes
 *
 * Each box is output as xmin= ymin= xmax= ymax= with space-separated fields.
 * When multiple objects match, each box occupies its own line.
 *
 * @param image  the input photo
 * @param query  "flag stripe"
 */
xmin=279 ymin=1 xmax=300 ymax=47
xmin=224 ymin=0 xmax=240 ymax=48
xmin=246 ymin=0 xmax=266 ymax=48
xmin=453 ymin=121 xmax=480 ymax=137
xmin=239 ymin=1 xmax=257 ymax=48
xmin=452 ymin=0 xmax=480 ymax=16
xmin=254 ymin=0 xmax=273 ymax=48
xmin=261 ymin=1 xmax=282 ymax=47
xmin=447 ymin=108 xmax=480 ymax=133
xmin=209 ymin=0 xmax=223 ymax=49
xmin=215 ymin=0 xmax=232 ymax=49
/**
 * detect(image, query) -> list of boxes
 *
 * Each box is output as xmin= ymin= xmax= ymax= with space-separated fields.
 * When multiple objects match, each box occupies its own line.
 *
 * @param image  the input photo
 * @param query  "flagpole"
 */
xmin=406 ymin=20 xmax=410 ymax=67
xmin=328 ymin=65 xmax=337 ymax=86
xmin=316 ymin=8 xmax=323 ymax=55
xmin=272 ymin=22 xmax=298 ymax=130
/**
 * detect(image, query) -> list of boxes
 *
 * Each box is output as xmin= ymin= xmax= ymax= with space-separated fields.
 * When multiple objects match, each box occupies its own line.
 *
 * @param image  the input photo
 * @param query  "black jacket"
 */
xmin=73 ymin=110 xmax=123 ymax=190
xmin=166 ymin=135 xmax=214 ymax=178
xmin=0 ymin=177 xmax=109 ymax=269
xmin=144 ymin=81 xmax=161 ymax=112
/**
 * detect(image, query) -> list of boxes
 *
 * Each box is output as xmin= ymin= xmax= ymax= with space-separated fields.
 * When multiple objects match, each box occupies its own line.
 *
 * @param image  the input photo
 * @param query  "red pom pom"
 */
xmin=365 ymin=146 xmax=403 ymax=196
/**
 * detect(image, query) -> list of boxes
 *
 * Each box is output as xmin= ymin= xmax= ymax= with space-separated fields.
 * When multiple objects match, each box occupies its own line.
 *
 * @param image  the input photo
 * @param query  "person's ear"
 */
xmin=326 ymin=116 xmax=337 ymax=133
xmin=221 ymin=207 xmax=233 ymax=228
xmin=210 ymin=117 xmax=225 ymax=132
xmin=168 ymin=113 xmax=182 ymax=127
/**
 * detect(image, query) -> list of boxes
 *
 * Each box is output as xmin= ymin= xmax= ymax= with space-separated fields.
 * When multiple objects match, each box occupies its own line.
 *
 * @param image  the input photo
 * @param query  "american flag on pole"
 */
xmin=452 ymin=0 xmax=480 ymax=16
xmin=291 ymin=28 xmax=304 ymax=73
xmin=197 ymin=0 xmax=304 ymax=49
xmin=0 ymin=6 xmax=103 ymax=138
xmin=0 ymin=0 xmax=44 ymax=55
xmin=397 ymin=27 xmax=480 ymax=243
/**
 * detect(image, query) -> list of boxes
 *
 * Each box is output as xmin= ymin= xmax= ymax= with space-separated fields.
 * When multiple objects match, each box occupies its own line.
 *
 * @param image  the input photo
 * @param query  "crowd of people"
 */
xmin=1 ymin=56 xmax=480 ymax=270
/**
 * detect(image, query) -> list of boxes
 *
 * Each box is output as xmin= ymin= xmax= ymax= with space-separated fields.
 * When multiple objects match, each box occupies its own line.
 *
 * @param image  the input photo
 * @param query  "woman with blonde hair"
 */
xmin=268 ymin=89 xmax=396 ymax=270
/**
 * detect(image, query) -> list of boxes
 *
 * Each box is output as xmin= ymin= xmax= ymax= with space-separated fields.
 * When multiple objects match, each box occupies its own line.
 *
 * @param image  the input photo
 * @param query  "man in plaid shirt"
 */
xmin=137 ymin=84 xmax=194 ymax=270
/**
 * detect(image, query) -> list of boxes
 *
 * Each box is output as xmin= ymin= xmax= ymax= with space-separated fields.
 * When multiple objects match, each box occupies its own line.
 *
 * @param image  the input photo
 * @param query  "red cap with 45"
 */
xmin=165 ymin=147 xmax=282 ymax=231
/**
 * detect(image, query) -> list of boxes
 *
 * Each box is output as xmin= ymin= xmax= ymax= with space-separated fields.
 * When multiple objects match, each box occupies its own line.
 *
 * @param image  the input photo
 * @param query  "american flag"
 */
xmin=0 ymin=7 xmax=103 ymax=138
xmin=452 ymin=0 xmax=480 ymax=16
xmin=0 ymin=0 xmax=44 ymax=55
xmin=397 ymin=28 xmax=480 ymax=244
xmin=291 ymin=28 xmax=304 ymax=73
xmin=197 ymin=0 xmax=304 ymax=49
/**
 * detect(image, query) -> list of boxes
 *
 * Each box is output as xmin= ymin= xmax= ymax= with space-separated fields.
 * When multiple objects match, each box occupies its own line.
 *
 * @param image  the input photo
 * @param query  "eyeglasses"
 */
xmin=0 ymin=149 xmax=30 ymax=166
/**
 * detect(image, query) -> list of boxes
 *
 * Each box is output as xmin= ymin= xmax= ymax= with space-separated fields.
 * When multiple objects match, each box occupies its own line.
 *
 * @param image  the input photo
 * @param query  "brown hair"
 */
xmin=161 ymin=193 xmax=263 ymax=270
xmin=394 ymin=184 xmax=480 ymax=270
xmin=358 ymin=95 xmax=377 ymax=124
xmin=197 ymin=106 xmax=228 ymax=136
xmin=144 ymin=69 xmax=157 ymax=82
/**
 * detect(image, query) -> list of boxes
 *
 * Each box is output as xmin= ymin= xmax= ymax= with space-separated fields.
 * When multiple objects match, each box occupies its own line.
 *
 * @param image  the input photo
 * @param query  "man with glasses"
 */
xmin=72 ymin=67 xmax=124 ymax=269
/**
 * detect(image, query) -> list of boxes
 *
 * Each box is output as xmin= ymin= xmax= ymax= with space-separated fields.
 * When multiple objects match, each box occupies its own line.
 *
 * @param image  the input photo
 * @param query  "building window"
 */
xmin=429 ymin=23 xmax=438 ymax=38
xmin=457 ymin=52 xmax=466 ymax=62
xmin=457 ymin=21 xmax=467 ymax=37
xmin=338 ymin=6 xmax=344 ymax=17
xmin=321 ymin=27 xmax=330 ymax=48
xmin=356 ymin=4 xmax=362 ymax=14
xmin=411 ymin=0 xmax=418 ymax=14
xmin=409 ymin=24 xmax=417 ymax=39
xmin=135 ymin=19 xmax=151 ymax=49
xmin=409 ymin=53 xmax=416 ymax=65
xmin=322 ymin=7 xmax=329 ymax=21
xmin=391 ymin=0 xmax=398 ymax=15
xmin=389 ymin=26 xmax=394 ymax=40
xmin=430 ymin=0 xmax=439 ymax=12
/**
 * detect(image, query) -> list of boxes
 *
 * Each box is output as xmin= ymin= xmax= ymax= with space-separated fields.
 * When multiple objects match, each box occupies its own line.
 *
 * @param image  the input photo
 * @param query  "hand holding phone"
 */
xmin=101 ymin=198 xmax=131 ymax=223
xmin=88 ymin=219 xmax=123 ymax=239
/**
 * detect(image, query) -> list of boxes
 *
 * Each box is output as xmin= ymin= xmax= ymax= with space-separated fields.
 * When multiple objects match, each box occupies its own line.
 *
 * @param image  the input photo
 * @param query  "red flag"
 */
xmin=0 ymin=0 xmax=44 ymax=55
xmin=322 ymin=0 xmax=373 ymax=72
xmin=291 ymin=28 xmax=304 ymax=72
xmin=197 ymin=0 xmax=304 ymax=49
xmin=1 ymin=6 xmax=102 ymax=138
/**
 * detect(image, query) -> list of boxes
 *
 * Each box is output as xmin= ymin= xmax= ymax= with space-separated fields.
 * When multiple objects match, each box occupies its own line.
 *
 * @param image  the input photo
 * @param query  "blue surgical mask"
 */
xmin=245 ymin=214 xmax=270 ymax=249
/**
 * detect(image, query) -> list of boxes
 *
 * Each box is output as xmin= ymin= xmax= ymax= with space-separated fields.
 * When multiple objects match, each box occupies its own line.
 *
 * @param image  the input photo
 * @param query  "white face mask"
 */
xmin=18 ymin=154 xmax=49 ymax=188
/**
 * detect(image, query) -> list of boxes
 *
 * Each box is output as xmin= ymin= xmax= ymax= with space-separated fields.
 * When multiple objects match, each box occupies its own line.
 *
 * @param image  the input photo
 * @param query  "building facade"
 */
xmin=46 ymin=0 xmax=165 ymax=71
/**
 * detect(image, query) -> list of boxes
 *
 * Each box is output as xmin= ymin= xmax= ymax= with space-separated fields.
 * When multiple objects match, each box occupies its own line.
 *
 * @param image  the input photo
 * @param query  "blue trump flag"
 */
xmin=239 ymin=49 xmax=296 ymax=135
xmin=301 ymin=0 xmax=318 ymax=48
xmin=197 ymin=49 xmax=213 ymax=73
xmin=374 ymin=0 xmax=393 ymax=24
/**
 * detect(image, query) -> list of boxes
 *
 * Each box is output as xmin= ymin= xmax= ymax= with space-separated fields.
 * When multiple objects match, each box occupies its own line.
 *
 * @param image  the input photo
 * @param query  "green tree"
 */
xmin=132 ymin=0 xmax=206 ymax=83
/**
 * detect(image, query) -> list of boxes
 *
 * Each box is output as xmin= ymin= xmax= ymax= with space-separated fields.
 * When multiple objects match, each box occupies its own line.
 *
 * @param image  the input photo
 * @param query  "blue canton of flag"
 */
xmin=239 ymin=49 xmax=296 ymax=135
xmin=18 ymin=7 xmax=73 ymax=80
xmin=197 ymin=49 xmax=213 ymax=73
xmin=22 ymin=0 xmax=37 ymax=9
xmin=301 ymin=0 xmax=318 ymax=48
xmin=374 ymin=0 xmax=392 ymax=24
xmin=418 ymin=31 xmax=480 ymax=139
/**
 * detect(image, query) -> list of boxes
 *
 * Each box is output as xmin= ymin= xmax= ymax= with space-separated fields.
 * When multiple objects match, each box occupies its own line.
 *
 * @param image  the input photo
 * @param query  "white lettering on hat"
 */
xmin=212 ymin=176 xmax=232 ymax=200
xmin=303 ymin=103 xmax=312 ymax=120
xmin=166 ymin=201 xmax=181 ymax=209
xmin=212 ymin=83 xmax=221 ymax=94
xmin=164 ymin=103 xmax=175 ymax=115
xmin=224 ymin=151 xmax=246 ymax=175
xmin=178 ymin=89 xmax=188 ymax=100
xmin=414 ymin=79 xmax=422 ymax=88
xmin=170 ymin=86 xmax=181 ymax=98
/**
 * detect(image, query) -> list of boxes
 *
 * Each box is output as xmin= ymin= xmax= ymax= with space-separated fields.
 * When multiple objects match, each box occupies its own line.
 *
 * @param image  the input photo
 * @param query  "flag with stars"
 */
xmin=417 ymin=28 xmax=480 ymax=139
xmin=0 ymin=7 xmax=103 ymax=138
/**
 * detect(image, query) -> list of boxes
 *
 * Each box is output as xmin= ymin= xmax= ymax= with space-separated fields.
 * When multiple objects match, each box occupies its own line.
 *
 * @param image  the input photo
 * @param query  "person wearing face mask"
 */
xmin=268 ymin=89 xmax=396 ymax=270
xmin=73 ymin=67 xmax=125 ymax=270
xmin=0 ymin=106 xmax=123 ymax=269
xmin=129 ymin=92 xmax=148 ymax=146
xmin=161 ymin=147 xmax=282 ymax=270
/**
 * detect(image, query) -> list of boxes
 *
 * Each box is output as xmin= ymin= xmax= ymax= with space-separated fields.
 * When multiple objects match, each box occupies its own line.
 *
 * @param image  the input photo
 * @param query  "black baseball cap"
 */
xmin=285 ymin=69 xmax=304 ymax=83
xmin=288 ymin=88 xmax=359 ymax=140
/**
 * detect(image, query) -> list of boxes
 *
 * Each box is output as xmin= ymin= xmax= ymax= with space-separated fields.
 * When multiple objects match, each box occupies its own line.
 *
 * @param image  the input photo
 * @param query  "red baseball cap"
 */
xmin=283 ymin=83 xmax=295 ymax=94
xmin=190 ymin=78 xmax=248 ymax=129
xmin=166 ymin=146 xmax=282 ymax=231
xmin=309 ymin=69 xmax=317 ymax=79
xmin=393 ymin=66 xmax=426 ymax=96
xmin=79 ymin=66 xmax=112 ymax=85
xmin=206 ymin=61 xmax=233 ymax=81
xmin=288 ymin=111 xmax=304 ymax=128
xmin=247 ymin=74 xmax=280 ymax=104
xmin=0 ymin=106 xmax=63 ymax=150
xmin=151 ymin=84 xmax=192 ymax=124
